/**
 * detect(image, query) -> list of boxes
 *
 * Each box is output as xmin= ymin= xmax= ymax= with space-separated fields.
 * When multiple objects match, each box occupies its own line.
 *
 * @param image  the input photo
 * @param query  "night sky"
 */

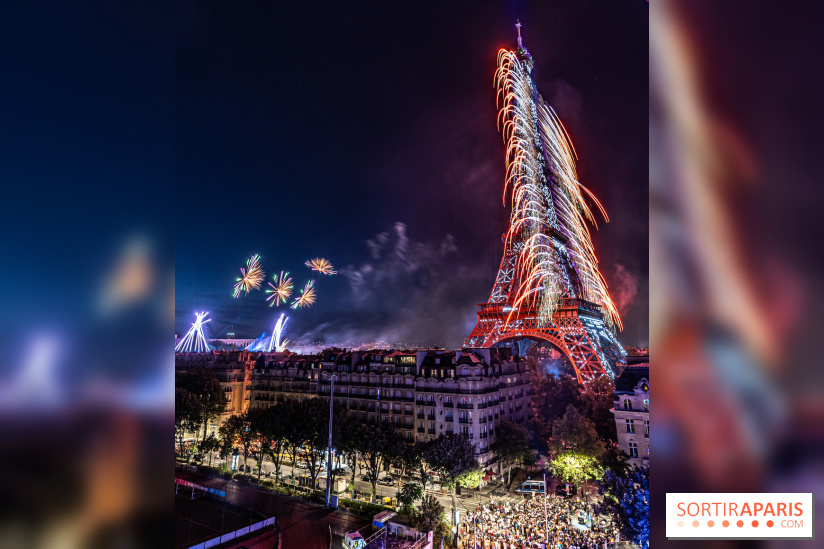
xmin=175 ymin=0 xmax=648 ymax=349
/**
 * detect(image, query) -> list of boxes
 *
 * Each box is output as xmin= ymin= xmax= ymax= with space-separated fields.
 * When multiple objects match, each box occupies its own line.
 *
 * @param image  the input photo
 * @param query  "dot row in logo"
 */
xmin=677 ymin=520 xmax=776 ymax=528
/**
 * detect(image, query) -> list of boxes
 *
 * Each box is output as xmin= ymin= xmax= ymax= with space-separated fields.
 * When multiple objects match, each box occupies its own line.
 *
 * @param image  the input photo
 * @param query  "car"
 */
xmin=376 ymin=477 xmax=394 ymax=486
xmin=332 ymin=467 xmax=348 ymax=476
xmin=193 ymin=453 xmax=204 ymax=462
xmin=360 ymin=473 xmax=375 ymax=482
xmin=555 ymin=484 xmax=575 ymax=498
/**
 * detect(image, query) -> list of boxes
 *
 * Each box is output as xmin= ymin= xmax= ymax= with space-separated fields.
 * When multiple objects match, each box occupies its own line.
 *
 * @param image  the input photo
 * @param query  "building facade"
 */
xmin=175 ymin=350 xmax=256 ymax=439
xmin=247 ymin=347 xmax=531 ymax=468
xmin=611 ymin=360 xmax=649 ymax=468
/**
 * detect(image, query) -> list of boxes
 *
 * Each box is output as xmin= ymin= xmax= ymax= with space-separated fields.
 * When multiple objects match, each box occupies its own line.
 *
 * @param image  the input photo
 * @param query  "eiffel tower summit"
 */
xmin=465 ymin=22 xmax=626 ymax=382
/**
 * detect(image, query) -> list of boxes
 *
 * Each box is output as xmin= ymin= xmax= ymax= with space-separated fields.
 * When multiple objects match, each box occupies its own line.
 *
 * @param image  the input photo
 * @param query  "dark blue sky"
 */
xmin=175 ymin=0 xmax=648 ymax=349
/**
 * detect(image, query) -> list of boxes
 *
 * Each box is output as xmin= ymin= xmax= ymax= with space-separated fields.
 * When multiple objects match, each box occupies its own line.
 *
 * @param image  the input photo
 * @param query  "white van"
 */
xmin=515 ymin=480 xmax=546 ymax=496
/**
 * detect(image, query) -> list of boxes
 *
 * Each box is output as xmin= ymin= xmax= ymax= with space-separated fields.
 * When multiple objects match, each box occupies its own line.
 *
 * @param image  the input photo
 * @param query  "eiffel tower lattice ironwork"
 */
xmin=464 ymin=26 xmax=626 ymax=382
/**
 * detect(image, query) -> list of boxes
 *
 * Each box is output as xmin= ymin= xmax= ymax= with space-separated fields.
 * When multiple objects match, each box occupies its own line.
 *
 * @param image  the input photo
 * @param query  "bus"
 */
xmin=515 ymin=480 xmax=546 ymax=496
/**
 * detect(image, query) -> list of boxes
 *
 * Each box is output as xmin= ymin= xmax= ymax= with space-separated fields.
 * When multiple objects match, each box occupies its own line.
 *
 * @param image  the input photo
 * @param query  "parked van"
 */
xmin=515 ymin=480 xmax=546 ymax=496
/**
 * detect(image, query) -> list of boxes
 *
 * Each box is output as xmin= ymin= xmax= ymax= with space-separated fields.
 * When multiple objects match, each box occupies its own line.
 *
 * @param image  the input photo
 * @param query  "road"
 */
xmin=177 ymin=469 xmax=370 ymax=549
xmin=197 ymin=455 xmax=544 ymax=520
xmin=194 ymin=453 xmax=604 ymax=524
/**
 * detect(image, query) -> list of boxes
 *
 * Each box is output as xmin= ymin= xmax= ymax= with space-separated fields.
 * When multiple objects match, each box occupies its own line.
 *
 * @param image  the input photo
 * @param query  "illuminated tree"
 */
xmin=550 ymin=451 xmax=603 ymax=502
xmin=598 ymin=466 xmax=649 ymax=548
xmin=456 ymin=468 xmax=484 ymax=490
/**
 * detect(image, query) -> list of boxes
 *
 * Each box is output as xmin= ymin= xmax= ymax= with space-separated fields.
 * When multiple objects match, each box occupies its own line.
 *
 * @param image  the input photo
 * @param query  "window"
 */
xmin=644 ymin=399 xmax=649 ymax=412
xmin=624 ymin=398 xmax=632 ymax=411
xmin=382 ymin=415 xmax=388 ymax=423
xmin=629 ymin=442 xmax=638 ymax=458
xmin=644 ymin=420 xmax=649 ymax=435
xmin=626 ymin=419 xmax=635 ymax=434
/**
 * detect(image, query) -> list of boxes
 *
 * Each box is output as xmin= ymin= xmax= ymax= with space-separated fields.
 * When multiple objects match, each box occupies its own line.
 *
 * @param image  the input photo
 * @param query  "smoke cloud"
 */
xmin=294 ymin=222 xmax=484 ymax=349
xmin=611 ymin=263 xmax=640 ymax=315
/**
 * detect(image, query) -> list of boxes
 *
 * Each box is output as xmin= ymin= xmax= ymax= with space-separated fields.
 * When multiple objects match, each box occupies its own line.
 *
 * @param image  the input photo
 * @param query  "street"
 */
xmin=176 ymin=469 xmax=370 ymax=549
xmin=191 ymin=453 xmax=603 ymax=525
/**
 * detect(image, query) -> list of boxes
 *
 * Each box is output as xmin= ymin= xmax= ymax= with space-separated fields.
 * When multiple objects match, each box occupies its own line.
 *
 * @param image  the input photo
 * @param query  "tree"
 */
xmin=549 ymin=404 xmax=605 ymax=459
xmin=529 ymin=373 xmax=582 ymax=440
xmin=257 ymin=404 xmax=289 ymax=481
xmin=597 ymin=466 xmax=649 ymax=548
xmin=411 ymin=440 xmax=436 ymax=490
xmin=357 ymin=420 xmax=403 ymax=496
xmin=200 ymin=433 xmax=220 ymax=467
xmin=329 ymin=402 xmax=358 ymax=491
xmin=219 ymin=413 xmax=253 ymax=470
xmin=297 ymin=398 xmax=331 ymax=490
xmin=580 ymin=375 xmax=618 ymax=443
xmin=412 ymin=495 xmax=449 ymax=541
xmin=601 ymin=441 xmax=630 ymax=479
xmin=550 ymin=451 xmax=603 ymax=505
xmin=490 ymin=419 xmax=531 ymax=487
xmin=175 ymin=387 xmax=201 ymax=457
xmin=456 ymin=469 xmax=484 ymax=490
xmin=397 ymin=481 xmax=424 ymax=514
xmin=424 ymin=434 xmax=478 ymax=497
xmin=281 ymin=399 xmax=307 ymax=487
xmin=176 ymin=368 xmax=228 ymax=444
xmin=390 ymin=440 xmax=418 ymax=488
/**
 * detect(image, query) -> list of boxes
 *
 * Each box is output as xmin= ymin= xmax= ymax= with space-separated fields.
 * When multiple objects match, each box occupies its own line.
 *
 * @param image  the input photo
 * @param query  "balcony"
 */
xmin=417 ymin=413 xmax=425 ymax=419
xmin=480 ymin=433 xmax=488 ymax=439
xmin=445 ymin=416 xmax=454 ymax=422
xmin=443 ymin=401 xmax=454 ymax=408
xmin=477 ymin=403 xmax=488 ymax=409
xmin=459 ymin=418 xmax=471 ymax=424
xmin=427 ymin=415 xmax=436 ymax=421
xmin=457 ymin=403 xmax=473 ymax=410
xmin=404 ymin=409 xmax=413 ymax=415
xmin=644 ymin=432 xmax=649 ymax=438
xmin=426 ymin=401 xmax=436 ymax=407
xmin=428 ymin=428 xmax=436 ymax=435
xmin=417 ymin=428 xmax=425 ymax=433
xmin=479 ymin=417 xmax=487 ymax=424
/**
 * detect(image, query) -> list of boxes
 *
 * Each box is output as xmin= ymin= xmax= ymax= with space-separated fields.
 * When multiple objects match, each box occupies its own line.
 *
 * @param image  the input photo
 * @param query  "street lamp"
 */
xmin=322 ymin=372 xmax=337 ymax=507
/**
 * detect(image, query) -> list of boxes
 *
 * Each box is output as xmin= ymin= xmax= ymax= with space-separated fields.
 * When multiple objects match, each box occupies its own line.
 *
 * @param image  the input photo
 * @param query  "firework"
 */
xmin=291 ymin=279 xmax=317 ymax=309
xmin=175 ymin=311 xmax=211 ymax=353
xmin=494 ymin=49 xmax=621 ymax=330
xmin=233 ymin=254 xmax=265 ymax=298
xmin=266 ymin=271 xmax=294 ymax=307
xmin=305 ymin=258 xmax=337 ymax=276
xmin=268 ymin=313 xmax=290 ymax=352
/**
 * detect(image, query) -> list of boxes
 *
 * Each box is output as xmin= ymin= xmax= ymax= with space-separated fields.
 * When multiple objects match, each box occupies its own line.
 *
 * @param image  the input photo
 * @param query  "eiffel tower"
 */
xmin=465 ymin=22 xmax=626 ymax=382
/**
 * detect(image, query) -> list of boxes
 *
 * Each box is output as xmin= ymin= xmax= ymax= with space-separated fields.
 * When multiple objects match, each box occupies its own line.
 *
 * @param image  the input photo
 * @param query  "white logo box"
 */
xmin=666 ymin=493 xmax=814 ymax=540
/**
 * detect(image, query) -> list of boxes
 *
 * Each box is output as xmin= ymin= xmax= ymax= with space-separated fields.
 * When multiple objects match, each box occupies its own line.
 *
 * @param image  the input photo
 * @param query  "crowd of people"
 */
xmin=458 ymin=493 xmax=618 ymax=549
